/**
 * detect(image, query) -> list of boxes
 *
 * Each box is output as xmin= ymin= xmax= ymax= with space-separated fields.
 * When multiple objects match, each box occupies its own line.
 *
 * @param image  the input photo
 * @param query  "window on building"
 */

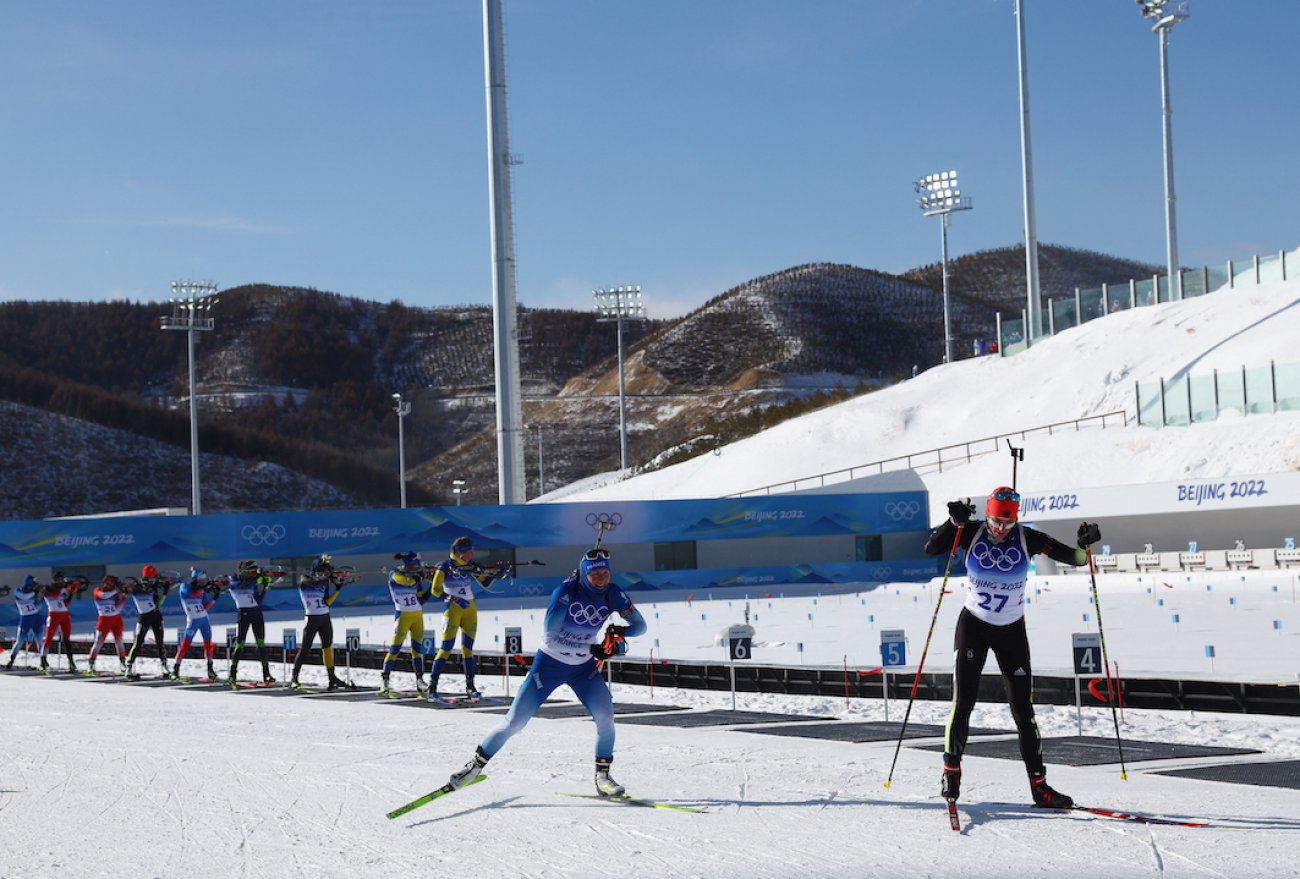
xmin=654 ymin=541 xmax=697 ymax=571
xmin=855 ymin=535 xmax=883 ymax=562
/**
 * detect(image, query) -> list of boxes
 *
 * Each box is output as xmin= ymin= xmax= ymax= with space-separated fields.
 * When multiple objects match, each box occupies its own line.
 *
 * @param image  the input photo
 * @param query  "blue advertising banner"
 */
xmin=0 ymin=494 xmax=926 ymax=569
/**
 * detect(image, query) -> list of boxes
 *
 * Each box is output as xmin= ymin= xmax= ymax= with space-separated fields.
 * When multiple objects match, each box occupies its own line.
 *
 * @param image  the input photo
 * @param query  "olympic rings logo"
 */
xmin=970 ymin=542 xmax=1023 ymax=572
xmin=585 ymin=512 xmax=622 ymax=532
xmin=569 ymin=602 xmax=611 ymax=627
xmin=241 ymin=524 xmax=286 ymax=547
xmin=518 ymin=583 xmax=546 ymax=596
xmin=884 ymin=501 xmax=920 ymax=521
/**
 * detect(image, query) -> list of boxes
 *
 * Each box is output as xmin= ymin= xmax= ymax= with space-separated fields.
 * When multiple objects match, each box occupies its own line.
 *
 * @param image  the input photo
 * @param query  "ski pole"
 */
xmin=885 ymin=522 xmax=964 ymax=790
xmin=1086 ymin=541 xmax=1128 ymax=780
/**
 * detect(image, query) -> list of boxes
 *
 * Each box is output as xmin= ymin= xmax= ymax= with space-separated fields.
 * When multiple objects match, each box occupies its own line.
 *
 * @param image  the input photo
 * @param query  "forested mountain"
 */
xmin=0 ymin=244 xmax=1159 ymax=518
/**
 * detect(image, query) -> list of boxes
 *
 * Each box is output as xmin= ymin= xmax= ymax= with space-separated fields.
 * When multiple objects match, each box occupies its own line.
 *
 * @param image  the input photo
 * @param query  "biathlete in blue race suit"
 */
xmin=446 ymin=548 xmax=647 ymax=797
xmin=4 ymin=576 xmax=47 ymax=669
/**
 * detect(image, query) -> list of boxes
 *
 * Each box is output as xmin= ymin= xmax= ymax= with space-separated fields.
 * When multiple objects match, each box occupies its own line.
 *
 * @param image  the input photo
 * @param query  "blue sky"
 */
xmin=1 ymin=1 xmax=1295 ymax=319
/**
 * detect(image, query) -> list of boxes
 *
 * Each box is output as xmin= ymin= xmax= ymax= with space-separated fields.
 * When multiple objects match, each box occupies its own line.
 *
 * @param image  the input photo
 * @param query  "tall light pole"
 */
xmin=1137 ymin=0 xmax=1188 ymax=301
xmin=483 ymin=0 xmax=526 ymax=504
xmin=452 ymin=479 xmax=468 ymax=506
xmin=594 ymin=286 xmax=647 ymax=473
xmin=535 ymin=425 xmax=544 ymax=498
xmin=914 ymin=172 xmax=972 ymax=364
xmin=392 ymin=393 xmax=411 ymax=509
xmin=160 ymin=280 xmax=218 ymax=516
xmin=1014 ymin=0 xmax=1043 ymax=341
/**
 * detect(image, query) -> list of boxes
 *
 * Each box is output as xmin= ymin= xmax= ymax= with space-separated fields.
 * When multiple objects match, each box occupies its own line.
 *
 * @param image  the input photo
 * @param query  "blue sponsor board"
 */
xmin=0 ymin=493 xmax=936 ymax=625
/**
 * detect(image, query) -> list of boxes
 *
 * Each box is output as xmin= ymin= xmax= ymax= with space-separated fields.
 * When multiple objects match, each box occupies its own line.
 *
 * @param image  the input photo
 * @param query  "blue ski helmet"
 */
xmin=190 ymin=568 xmax=208 ymax=584
xmin=22 ymin=574 xmax=36 ymax=588
xmin=396 ymin=551 xmax=422 ymax=572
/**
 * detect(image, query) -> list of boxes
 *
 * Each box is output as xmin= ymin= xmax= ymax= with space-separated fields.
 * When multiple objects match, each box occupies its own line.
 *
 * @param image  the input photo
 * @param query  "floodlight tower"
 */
xmin=1137 ymin=0 xmax=1189 ymax=300
xmin=914 ymin=172 xmax=972 ymax=364
xmin=593 ymin=286 xmax=647 ymax=473
xmin=160 ymin=280 xmax=219 ymax=515
xmin=1014 ymin=0 xmax=1043 ymax=341
xmin=483 ymin=0 xmax=526 ymax=504
xmin=392 ymin=393 xmax=411 ymax=508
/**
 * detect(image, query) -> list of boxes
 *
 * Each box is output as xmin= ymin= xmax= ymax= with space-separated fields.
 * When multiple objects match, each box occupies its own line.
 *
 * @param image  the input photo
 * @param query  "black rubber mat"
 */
xmin=911 ymin=735 xmax=1260 ymax=766
xmin=300 ymin=689 xmax=387 ymax=702
xmin=735 ymin=721 xmax=1009 ymax=743
xmin=1154 ymin=760 xmax=1300 ymax=790
xmin=476 ymin=701 xmax=686 ymax=719
xmin=617 ymin=709 xmax=827 ymax=728
xmin=385 ymin=696 xmax=514 ymax=710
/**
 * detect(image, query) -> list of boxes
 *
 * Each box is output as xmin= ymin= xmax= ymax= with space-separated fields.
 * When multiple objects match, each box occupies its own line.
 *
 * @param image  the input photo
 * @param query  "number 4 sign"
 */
xmin=1072 ymin=632 xmax=1101 ymax=675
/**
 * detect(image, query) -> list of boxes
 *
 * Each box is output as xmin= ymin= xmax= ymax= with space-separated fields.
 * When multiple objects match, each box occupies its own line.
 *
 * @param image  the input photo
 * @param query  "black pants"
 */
xmin=231 ymin=607 xmax=269 ymax=667
xmin=292 ymin=614 xmax=334 ymax=677
xmin=127 ymin=610 xmax=167 ymax=665
xmin=945 ymin=608 xmax=1044 ymax=775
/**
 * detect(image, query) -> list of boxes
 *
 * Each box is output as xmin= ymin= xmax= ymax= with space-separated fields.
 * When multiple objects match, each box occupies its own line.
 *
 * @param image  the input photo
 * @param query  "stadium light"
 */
xmin=160 ymin=280 xmax=219 ymax=515
xmin=392 ymin=393 xmax=412 ymax=509
xmin=593 ymin=285 xmax=647 ymax=473
xmin=1137 ymin=0 xmax=1189 ymax=300
xmin=913 ymin=172 xmax=972 ymax=364
xmin=452 ymin=478 xmax=468 ymax=506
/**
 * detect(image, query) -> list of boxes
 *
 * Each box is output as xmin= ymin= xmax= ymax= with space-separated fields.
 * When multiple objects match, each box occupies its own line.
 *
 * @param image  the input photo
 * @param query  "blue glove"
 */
xmin=452 ymin=596 xmax=471 ymax=609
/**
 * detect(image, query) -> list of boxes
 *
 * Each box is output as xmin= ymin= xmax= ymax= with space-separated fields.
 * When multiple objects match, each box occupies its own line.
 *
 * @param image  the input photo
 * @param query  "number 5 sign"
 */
xmin=880 ymin=629 xmax=906 ymax=667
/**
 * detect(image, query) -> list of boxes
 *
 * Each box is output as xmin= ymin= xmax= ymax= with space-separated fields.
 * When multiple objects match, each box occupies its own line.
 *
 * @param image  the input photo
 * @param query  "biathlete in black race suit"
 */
xmin=226 ymin=559 xmax=278 ymax=688
xmin=924 ymin=485 xmax=1102 ymax=810
xmin=290 ymin=555 xmax=356 ymax=691
xmin=125 ymin=565 xmax=173 ymax=680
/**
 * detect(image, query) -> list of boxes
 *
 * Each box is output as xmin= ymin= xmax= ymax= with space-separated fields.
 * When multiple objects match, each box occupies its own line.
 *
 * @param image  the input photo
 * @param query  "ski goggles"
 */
xmin=584 ymin=548 xmax=610 ymax=560
xmin=991 ymin=488 xmax=1021 ymax=502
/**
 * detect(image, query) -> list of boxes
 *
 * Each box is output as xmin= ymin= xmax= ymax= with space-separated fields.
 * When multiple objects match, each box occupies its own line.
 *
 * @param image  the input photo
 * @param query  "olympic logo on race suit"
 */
xmin=585 ymin=512 xmax=623 ymax=532
xmin=970 ymin=542 xmax=1024 ymax=572
xmin=241 ymin=524 xmax=286 ymax=547
xmin=569 ymin=602 xmax=611 ymax=627
xmin=884 ymin=501 xmax=920 ymax=521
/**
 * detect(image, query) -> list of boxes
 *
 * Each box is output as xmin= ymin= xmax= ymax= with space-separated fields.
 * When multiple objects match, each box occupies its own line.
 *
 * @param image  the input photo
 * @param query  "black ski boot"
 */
xmin=465 ymin=677 xmax=481 ymax=699
xmin=327 ymin=673 xmax=354 ymax=691
xmin=206 ymin=662 xmax=218 ymax=682
xmin=941 ymin=762 xmax=961 ymax=801
xmin=1030 ymin=771 xmax=1073 ymax=809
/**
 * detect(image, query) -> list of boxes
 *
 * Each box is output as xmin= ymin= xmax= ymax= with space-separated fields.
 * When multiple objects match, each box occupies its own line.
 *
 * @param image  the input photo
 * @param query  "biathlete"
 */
xmin=290 ymin=555 xmax=355 ymax=691
xmin=39 ymin=573 xmax=84 ymax=674
xmin=426 ymin=536 xmax=510 ymax=698
xmin=925 ymin=486 xmax=1102 ymax=810
xmin=447 ymin=548 xmax=646 ymax=796
xmin=226 ymin=559 xmax=278 ymax=688
xmin=171 ymin=569 xmax=221 ymax=682
xmin=125 ymin=565 xmax=172 ymax=680
xmin=380 ymin=551 xmax=433 ymax=695
xmin=85 ymin=575 xmax=129 ymax=674
xmin=4 ymin=576 xmax=47 ymax=670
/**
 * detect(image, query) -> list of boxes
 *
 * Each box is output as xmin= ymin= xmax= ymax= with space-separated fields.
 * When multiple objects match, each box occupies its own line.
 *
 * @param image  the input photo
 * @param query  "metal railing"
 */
xmin=999 ymin=248 xmax=1297 ymax=357
xmin=1137 ymin=360 xmax=1300 ymax=427
xmin=727 ymin=410 xmax=1128 ymax=497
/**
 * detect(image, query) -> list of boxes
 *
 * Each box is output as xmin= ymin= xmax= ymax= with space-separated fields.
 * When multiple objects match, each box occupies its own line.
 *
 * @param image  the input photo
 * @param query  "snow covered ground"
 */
xmin=4 ymin=561 xmax=1299 ymax=878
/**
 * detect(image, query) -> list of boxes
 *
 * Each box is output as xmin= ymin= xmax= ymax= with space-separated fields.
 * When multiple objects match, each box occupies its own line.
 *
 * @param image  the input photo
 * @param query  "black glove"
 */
xmin=1077 ymin=522 xmax=1101 ymax=548
xmin=590 ymin=640 xmax=626 ymax=661
xmin=947 ymin=499 xmax=974 ymax=525
xmin=605 ymin=625 xmax=629 ymax=637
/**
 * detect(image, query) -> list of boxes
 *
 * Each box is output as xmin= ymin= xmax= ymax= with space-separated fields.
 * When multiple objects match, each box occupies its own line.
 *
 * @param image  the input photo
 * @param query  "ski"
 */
xmin=945 ymin=797 xmax=960 ymax=831
xmin=386 ymin=774 xmax=486 ymax=820
xmin=1071 ymin=805 xmax=1209 ymax=827
xmin=559 ymin=792 xmax=706 ymax=813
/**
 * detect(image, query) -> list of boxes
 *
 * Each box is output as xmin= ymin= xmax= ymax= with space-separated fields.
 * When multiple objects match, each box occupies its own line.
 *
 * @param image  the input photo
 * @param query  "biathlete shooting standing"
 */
xmin=925 ymin=486 xmax=1102 ymax=810
xmin=290 ymin=555 xmax=356 ymax=691
xmin=39 ymin=573 xmax=84 ymax=674
xmin=171 ymin=569 xmax=222 ymax=682
xmin=85 ymin=575 xmax=129 ymax=675
xmin=380 ymin=551 xmax=433 ymax=695
xmin=426 ymin=536 xmax=511 ymax=699
xmin=226 ymin=560 xmax=279 ymax=688
xmin=125 ymin=565 xmax=172 ymax=680
xmin=446 ymin=547 xmax=646 ymax=796
xmin=5 ymin=576 xmax=47 ymax=670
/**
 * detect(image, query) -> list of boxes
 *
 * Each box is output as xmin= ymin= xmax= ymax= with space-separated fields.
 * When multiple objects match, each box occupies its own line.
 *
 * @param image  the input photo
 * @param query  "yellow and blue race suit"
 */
xmin=382 ymin=570 xmax=430 ymax=680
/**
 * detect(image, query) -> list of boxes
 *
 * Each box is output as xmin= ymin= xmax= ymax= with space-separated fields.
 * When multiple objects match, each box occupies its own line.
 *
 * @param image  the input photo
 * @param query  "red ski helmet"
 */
xmin=141 ymin=564 xmax=159 ymax=578
xmin=985 ymin=486 xmax=1021 ymax=521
